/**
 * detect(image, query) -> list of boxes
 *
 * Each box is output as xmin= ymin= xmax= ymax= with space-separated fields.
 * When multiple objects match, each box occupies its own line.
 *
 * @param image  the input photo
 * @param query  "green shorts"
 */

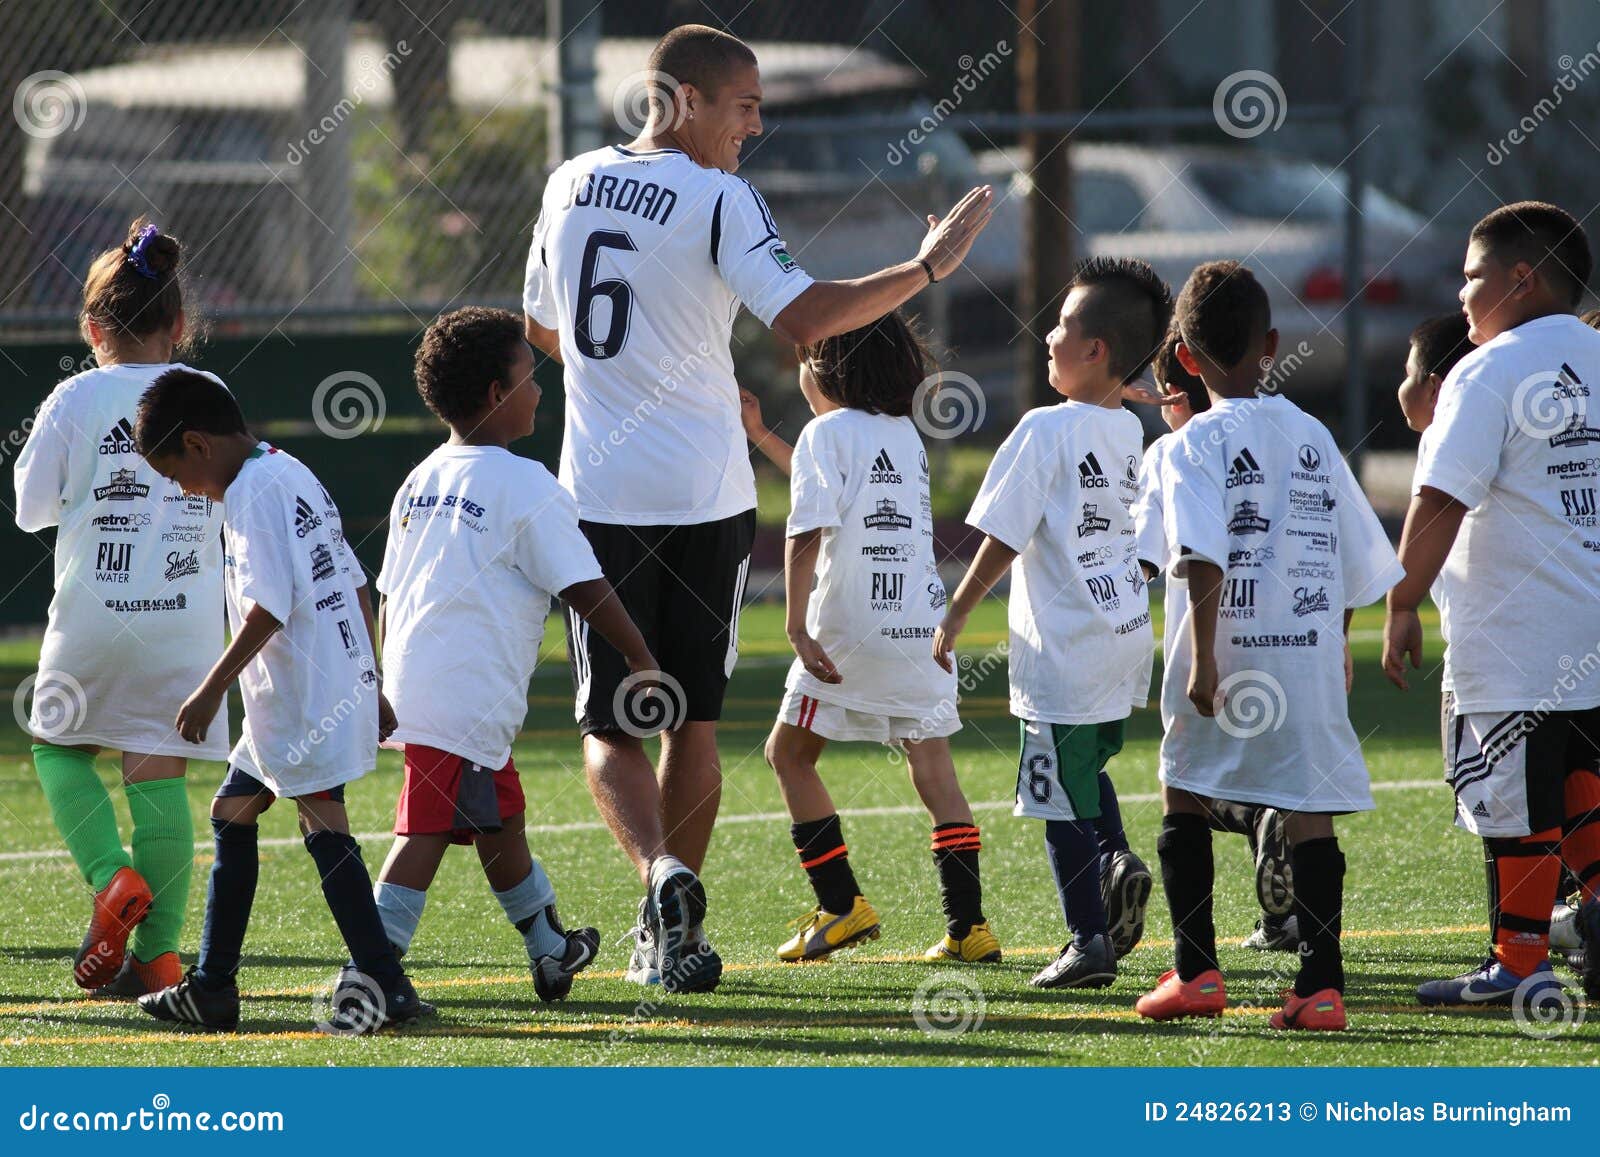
xmin=1013 ymin=718 xmax=1126 ymax=821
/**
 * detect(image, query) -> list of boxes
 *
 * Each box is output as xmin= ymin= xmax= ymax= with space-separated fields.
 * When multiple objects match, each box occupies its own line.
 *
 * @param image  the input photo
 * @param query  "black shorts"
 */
xmin=568 ymin=509 xmax=755 ymax=737
xmin=214 ymin=765 xmax=347 ymax=805
xmin=1442 ymin=694 xmax=1600 ymax=837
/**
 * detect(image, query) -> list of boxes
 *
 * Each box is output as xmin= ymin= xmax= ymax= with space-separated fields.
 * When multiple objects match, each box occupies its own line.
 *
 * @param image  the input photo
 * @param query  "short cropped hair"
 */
xmin=135 ymin=368 xmax=247 ymax=459
xmin=1174 ymin=260 xmax=1271 ymax=372
xmin=1065 ymin=257 xmax=1173 ymax=384
xmin=1151 ymin=322 xmax=1209 ymax=414
xmin=1470 ymin=201 xmax=1591 ymax=308
xmin=801 ymin=310 xmax=933 ymax=417
xmin=414 ymin=307 xmax=525 ymax=426
xmin=646 ymin=24 xmax=757 ymax=108
xmin=1409 ymin=312 xmax=1473 ymax=380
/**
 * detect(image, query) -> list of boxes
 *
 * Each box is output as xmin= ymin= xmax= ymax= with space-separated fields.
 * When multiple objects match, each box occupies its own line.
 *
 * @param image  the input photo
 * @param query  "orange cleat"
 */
xmin=92 ymin=951 xmax=183 ymax=999
xmin=73 ymin=866 xmax=153 ymax=989
xmin=1136 ymin=968 xmax=1227 ymax=1021
xmin=1269 ymin=987 xmax=1347 ymax=1031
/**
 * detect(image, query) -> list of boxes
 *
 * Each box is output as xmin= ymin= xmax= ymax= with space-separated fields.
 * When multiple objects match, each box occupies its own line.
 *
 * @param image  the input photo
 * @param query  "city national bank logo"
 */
xmin=164 ymin=548 xmax=200 ymax=582
xmin=1292 ymin=585 xmax=1331 ymax=617
xmin=1227 ymin=447 xmax=1264 ymax=489
xmin=294 ymin=497 xmax=324 ymax=538
xmin=1228 ymin=499 xmax=1270 ymax=535
xmin=1077 ymin=502 xmax=1111 ymax=538
xmin=310 ymin=543 xmax=335 ymax=582
xmin=868 ymin=449 xmax=902 ymax=485
xmin=1078 ymin=451 xmax=1109 ymax=489
xmin=863 ymin=498 xmax=912 ymax=531
xmin=94 ymin=468 xmax=150 ymax=502
xmin=98 ymin=418 xmax=136 ymax=456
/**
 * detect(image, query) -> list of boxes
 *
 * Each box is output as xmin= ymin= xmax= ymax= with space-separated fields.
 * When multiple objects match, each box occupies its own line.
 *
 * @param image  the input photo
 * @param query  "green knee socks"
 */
xmin=126 ymin=777 xmax=194 ymax=959
xmin=32 ymin=744 xmax=128 ymax=891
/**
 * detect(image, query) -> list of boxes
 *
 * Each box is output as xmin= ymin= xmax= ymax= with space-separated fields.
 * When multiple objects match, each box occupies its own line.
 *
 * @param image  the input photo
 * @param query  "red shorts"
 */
xmin=394 ymin=745 xmax=524 ymax=845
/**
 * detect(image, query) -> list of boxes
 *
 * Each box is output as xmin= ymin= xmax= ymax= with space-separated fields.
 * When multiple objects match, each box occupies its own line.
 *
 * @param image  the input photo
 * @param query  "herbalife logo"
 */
xmin=294 ymin=496 xmax=325 ymax=539
xmin=1078 ymin=451 xmax=1109 ymax=489
xmin=1121 ymin=454 xmax=1139 ymax=490
xmin=1293 ymin=443 xmax=1331 ymax=483
xmin=863 ymin=498 xmax=912 ymax=531
xmin=93 ymin=467 xmax=150 ymax=502
xmin=1077 ymin=502 xmax=1111 ymax=538
xmin=1227 ymin=446 xmax=1264 ymax=489
xmin=868 ymin=449 xmax=902 ymax=485
xmin=1228 ymin=499 xmax=1271 ymax=535
xmin=99 ymin=418 xmax=136 ymax=456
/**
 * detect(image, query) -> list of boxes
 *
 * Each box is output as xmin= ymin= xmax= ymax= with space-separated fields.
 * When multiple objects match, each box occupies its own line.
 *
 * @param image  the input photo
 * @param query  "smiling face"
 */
xmin=1460 ymin=238 xmax=1532 ymax=345
xmin=1045 ymin=287 xmax=1113 ymax=401
xmin=683 ymin=63 xmax=763 ymax=172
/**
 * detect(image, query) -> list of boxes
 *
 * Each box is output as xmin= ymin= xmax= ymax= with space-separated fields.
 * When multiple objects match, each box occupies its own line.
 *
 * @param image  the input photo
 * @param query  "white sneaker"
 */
xmin=620 ymin=898 xmax=660 ymax=986
xmin=1242 ymin=914 xmax=1299 ymax=951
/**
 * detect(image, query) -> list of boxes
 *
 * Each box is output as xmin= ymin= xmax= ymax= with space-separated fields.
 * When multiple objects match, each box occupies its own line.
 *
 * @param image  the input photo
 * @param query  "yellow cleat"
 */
xmin=924 ymin=921 xmax=1002 ymax=963
xmin=777 ymin=897 xmax=882 ymax=962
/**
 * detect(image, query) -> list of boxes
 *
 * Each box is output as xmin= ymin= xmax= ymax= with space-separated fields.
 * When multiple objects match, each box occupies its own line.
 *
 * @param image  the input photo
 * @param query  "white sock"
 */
xmin=373 ymin=882 xmax=427 ymax=955
xmin=493 ymin=862 xmax=564 ymax=959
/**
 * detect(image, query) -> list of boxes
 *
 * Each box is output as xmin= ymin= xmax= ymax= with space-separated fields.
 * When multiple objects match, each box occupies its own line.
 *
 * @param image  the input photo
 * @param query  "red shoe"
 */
xmin=1136 ymin=968 xmax=1227 ymax=1021
xmin=92 ymin=951 xmax=182 ymax=999
xmin=1270 ymin=987 xmax=1347 ymax=1031
xmin=74 ymin=866 xmax=153 ymax=989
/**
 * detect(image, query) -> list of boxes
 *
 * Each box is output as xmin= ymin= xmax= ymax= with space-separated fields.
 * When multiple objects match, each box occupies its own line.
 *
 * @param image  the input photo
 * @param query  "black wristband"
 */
xmin=918 ymin=258 xmax=938 ymax=284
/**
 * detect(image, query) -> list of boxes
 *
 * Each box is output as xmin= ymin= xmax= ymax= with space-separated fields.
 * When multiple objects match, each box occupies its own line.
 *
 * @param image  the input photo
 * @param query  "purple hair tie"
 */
xmin=125 ymin=223 xmax=161 ymax=280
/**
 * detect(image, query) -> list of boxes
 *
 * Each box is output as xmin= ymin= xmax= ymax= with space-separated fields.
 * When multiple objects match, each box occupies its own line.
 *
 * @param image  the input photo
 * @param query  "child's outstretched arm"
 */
xmin=740 ymin=388 xmax=793 ymax=475
xmin=933 ymin=534 xmax=1018 ymax=673
xmin=1184 ymin=558 xmax=1224 ymax=717
xmin=562 ymin=577 xmax=657 ymax=673
xmin=1382 ymin=485 xmax=1466 ymax=690
xmin=177 ymin=603 xmax=281 ymax=744
xmin=786 ymin=529 xmax=840 ymax=683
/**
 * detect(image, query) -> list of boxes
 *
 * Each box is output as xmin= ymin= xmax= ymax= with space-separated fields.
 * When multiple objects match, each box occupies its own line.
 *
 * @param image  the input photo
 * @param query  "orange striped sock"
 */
xmin=1561 ymin=767 xmax=1600 ymax=902
xmin=1486 ymin=828 xmax=1561 ymax=976
xmin=791 ymin=814 xmax=860 ymax=915
xmin=932 ymin=822 xmax=984 ymax=937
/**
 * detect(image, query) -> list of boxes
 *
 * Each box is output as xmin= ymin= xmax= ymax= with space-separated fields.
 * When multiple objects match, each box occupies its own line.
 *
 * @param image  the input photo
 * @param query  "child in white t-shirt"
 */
xmin=373 ymin=307 xmax=655 ymax=1002
xmin=938 ymin=257 xmax=1174 ymax=990
xmin=131 ymin=370 xmax=427 ymax=1034
xmin=753 ymin=311 xmax=1000 ymax=966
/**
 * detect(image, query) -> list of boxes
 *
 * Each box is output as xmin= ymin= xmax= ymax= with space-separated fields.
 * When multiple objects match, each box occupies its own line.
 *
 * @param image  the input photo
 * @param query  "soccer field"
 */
xmin=0 ymin=600 xmax=1590 ymax=1067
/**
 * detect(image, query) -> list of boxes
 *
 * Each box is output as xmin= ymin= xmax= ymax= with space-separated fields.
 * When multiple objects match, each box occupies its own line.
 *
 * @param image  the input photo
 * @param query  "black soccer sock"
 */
xmin=1159 ymin=812 xmax=1218 ymax=981
xmin=1046 ymin=819 xmax=1108 ymax=945
xmin=1093 ymin=771 xmax=1131 ymax=864
xmin=303 ymin=830 xmax=403 ymax=990
xmin=195 ymin=818 xmax=259 ymax=990
xmin=791 ymin=815 xmax=862 ymax=915
xmin=931 ymin=822 xmax=984 ymax=938
xmin=1290 ymin=836 xmax=1346 ymax=996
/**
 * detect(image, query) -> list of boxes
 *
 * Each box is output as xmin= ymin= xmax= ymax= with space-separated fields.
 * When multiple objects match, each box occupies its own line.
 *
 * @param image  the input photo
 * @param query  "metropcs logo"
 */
xmin=1227 ymin=446 xmax=1264 ymax=489
xmin=99 ymin=418 xmax=136 ymax=456
xmin=1078 ymin=451 xmax=1109 ymax=489
xmin=868 ymin=449 xmax=902 ymax=485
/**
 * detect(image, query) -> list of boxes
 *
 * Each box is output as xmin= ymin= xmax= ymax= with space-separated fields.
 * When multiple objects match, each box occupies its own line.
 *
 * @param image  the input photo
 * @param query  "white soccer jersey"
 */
xmin=378 ymin=444 xmax=603 ymax=769
xmin=1159 ymin=393 xmax=1403 ymax=812
xmin=223 ymin=445 xmax=375 ymax=797
xmin=967 ymin=400 xmax=1153 ymax=726
xmin=14 ymin=363 xmax=228 ymax=759
xmin=785 ymin=409 xmax=955 ymax=722
xmin=524 ymin=145 xmax=815 ymax=526
xmin=1414 ymin=313 xmax=1600 ymax=713
xmin=1132 ymin=431 xmax=1179 ymax=576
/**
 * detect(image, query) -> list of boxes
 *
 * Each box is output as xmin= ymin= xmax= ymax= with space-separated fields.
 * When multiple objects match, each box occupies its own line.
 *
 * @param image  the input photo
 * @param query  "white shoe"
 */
xmin=1242 ymin=914 xmax=1299 ymax=951
xmin=620 ymin=898 xmax=660 ymax=986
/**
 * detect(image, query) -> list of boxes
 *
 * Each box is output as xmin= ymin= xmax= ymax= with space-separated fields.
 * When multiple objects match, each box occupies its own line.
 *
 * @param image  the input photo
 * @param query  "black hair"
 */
xmin=1470 ymin=201 xmax=1592 ymax=308
xmin=646 ymin=24 xmax=757 ymax=108
xmin=414 ymin=307 xmax=526 ymax=426
xmin=1151 ymin=322 xmax=1209 ymax=414
xmin=1064 ymin=256 xmax=1173 ymax=383
xmin=1409 ymin=312 xmax=1473 ymax=381
xmin=800 ymin=310 xmax=933 ymax=416
xmin=135 ymin=368 xmax=248 ymax=459
xmin=81 ymin=217 xmax=187 ymax=348
xmin=1174 ymin=260 xmax=1272 ymax=372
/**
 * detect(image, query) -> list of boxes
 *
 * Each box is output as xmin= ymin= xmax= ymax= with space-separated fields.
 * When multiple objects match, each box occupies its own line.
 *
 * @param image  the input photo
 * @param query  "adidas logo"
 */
xmin=868 ymin=448 xmax=902 ymax=485
xmin=99 ymin=418 xmax=136 ymax=456
xmin=1472 ymin=800 xmax=1491 ymax=819
xmin=294 ymin=496 xmax=324 ymax=539
xmin=1227 ymin=446 xmax=1264 ymax=489
xmin=1078 ymin=451 xmax=1109 ymax=488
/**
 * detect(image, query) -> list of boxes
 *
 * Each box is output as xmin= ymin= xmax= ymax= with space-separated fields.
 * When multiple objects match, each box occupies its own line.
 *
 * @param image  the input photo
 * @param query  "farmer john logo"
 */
xmin=1077 ymin=502 xmax=1111 ymax=538
xmin=1228 ymin=499 xmax=1270 ymax=535
xmin=1550 ymin=411 xmax=1600 ymax=448
xmin=863 ymin=498 xmax=913 ymax=531
xmin=93 ymin=468 xmax=150 ymax=502
xmin=310 ymin=543 xmax=336 ymax=582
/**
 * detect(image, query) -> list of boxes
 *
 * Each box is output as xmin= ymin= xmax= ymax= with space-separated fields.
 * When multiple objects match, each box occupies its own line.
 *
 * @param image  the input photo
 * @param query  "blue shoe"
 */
xmin=1417 ymin=957 xmax=1562 ymax=1007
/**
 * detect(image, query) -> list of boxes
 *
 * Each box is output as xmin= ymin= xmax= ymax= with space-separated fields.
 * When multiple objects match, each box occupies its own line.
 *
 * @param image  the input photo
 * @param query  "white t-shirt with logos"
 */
xmin=14 ymin=362 xmax=228 ymax=759
xmin=378 ymin=444 xmax=604 ymax=769
xmin=524 ymin=145 xmax=815 ymax=526
xmin=785 ymin=409 xmax=955 ymax=721
xmin=1414 ymin=313 xmax=1600 ymax=713
xmin=967 ymin=400 xmax=1153 ymax=726
xmin=224 ymin=445 xmax=376 ymax=797
xmin=1159 ymin=393 xmax=1403 ymax=811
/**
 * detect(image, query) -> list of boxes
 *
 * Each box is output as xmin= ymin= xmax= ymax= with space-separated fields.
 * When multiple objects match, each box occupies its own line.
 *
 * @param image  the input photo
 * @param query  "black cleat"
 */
xmin=137 ymin=967 xmax=240 ymax=1031
xmin=532 ymin=923 xmax=602 ymax=1002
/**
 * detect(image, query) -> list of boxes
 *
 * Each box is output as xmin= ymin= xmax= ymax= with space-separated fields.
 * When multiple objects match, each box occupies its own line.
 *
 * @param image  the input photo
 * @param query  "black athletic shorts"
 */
xmin=567 ymin=509 xmax=755 ymax=737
